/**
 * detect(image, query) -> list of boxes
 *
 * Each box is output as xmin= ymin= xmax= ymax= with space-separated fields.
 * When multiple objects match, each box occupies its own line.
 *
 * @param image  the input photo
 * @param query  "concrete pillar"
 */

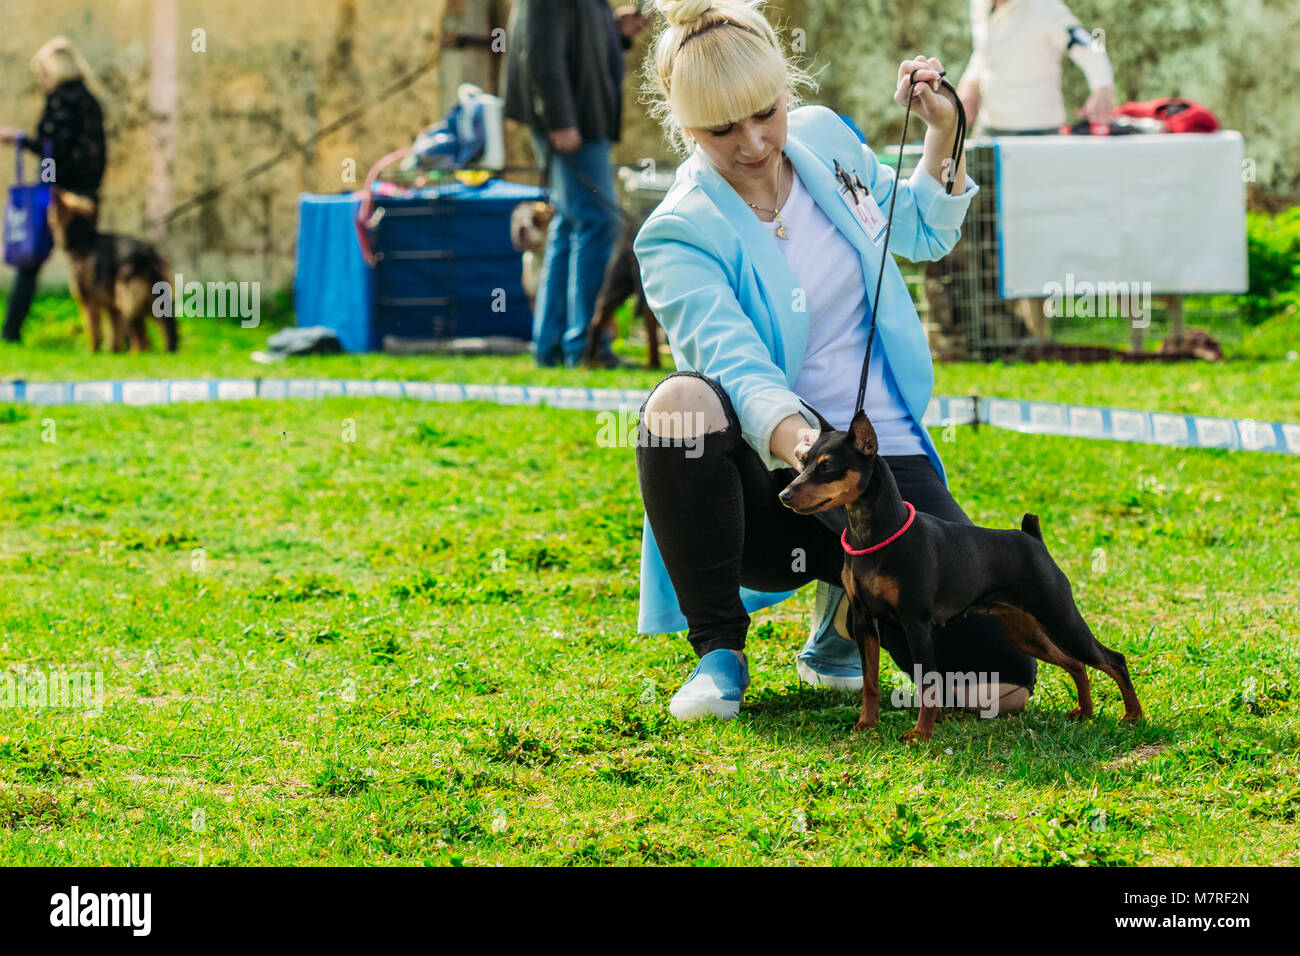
xmin=439 ymin=0 xmax=507 ymax=112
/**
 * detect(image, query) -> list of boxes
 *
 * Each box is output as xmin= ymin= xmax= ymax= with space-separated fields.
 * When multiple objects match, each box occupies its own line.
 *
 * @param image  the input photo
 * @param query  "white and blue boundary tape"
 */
xmin=0 ymin=378 xmax=649 ymax=411
xmin=926 ymin=396 xmax=1299 ymax=455
xmin=1 ymin=378 xmax=1296 ymax=455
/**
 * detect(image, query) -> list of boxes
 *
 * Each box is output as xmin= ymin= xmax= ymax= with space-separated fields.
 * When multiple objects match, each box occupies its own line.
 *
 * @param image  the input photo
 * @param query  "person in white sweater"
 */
xmin=957 ymin=0 xmax=1116 ymax=339
xmin=958 ymin=0 xmax=1116 ymax=135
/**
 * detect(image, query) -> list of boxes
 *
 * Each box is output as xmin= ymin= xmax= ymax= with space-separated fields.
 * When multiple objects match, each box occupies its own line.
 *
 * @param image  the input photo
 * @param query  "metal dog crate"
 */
xmin=887 ymin=141 xmax=1023 ymax=360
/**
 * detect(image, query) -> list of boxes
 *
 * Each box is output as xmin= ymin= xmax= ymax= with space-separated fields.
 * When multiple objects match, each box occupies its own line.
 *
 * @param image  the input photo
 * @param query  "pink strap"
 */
xmin=841 ymin=501 xmax=916 ymax=555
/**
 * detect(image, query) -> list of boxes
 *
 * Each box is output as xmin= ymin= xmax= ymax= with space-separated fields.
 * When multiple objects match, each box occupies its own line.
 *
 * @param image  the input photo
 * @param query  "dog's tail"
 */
xmin=1020 ymin=513 xmax=1043 ymax=541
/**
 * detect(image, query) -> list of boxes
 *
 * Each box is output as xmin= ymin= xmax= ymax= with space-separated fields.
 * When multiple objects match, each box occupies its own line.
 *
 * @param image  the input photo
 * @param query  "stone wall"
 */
xmin=2 ymin=0 xmax=451 ymax=290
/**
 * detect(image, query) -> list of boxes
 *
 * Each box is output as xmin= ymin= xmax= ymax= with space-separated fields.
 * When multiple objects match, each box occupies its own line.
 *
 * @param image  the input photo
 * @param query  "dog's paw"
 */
xmin=1066 ymin=706 xmax=1092 ymax=720
xmin=899 ymin=729 xmax=932 ymax=744
xmin=853 ymin=717 xmax=877 ymax=731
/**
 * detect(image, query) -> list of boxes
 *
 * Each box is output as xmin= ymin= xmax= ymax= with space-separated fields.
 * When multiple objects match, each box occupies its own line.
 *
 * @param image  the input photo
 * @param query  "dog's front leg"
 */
xmin=900 ymin=618 xmax=941 ymax=743
xmin=866 ymin=617 xmax=881 ymax=725
xmin=850 ymin=607 xmax=879 ymax=730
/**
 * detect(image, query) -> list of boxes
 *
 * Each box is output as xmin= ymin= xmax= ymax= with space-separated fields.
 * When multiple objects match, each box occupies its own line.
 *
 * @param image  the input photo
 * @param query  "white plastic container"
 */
xmin=459 ymin=83 xmax=505 ymax=170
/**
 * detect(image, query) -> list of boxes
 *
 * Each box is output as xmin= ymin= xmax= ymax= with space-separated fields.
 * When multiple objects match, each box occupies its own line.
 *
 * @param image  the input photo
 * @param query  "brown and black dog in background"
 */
xmin=48 ymin=189 xmax=177 ymax=352
xmin=511 ymin=200 xmax=663 ymax=370
xmin=580 ymin=211 xmax=662 ymax=370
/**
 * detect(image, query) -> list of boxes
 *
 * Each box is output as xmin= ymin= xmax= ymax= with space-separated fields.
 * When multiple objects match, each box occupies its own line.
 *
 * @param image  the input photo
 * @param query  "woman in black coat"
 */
xmin=0 ymin=36 xmax=106 ymax=343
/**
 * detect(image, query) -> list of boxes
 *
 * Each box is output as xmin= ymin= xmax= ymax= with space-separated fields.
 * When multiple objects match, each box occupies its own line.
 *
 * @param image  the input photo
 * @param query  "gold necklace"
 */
xmin=745 ymin=156 xmax=789 ymax=239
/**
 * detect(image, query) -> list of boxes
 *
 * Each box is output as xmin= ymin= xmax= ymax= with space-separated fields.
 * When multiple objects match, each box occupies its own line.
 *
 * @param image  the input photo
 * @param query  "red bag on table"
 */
xmin=1116 ymin=98 xmax=1220 ymax=133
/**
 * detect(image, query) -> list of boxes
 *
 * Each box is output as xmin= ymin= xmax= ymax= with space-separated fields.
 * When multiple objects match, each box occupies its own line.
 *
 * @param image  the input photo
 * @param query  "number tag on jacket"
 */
xmin=837 ymin=179 xmax=887 ymax=246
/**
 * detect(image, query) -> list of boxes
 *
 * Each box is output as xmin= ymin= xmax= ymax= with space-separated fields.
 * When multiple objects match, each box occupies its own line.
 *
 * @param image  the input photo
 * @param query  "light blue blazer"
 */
xmin=632 ymin=104 xmax=980 ymax=635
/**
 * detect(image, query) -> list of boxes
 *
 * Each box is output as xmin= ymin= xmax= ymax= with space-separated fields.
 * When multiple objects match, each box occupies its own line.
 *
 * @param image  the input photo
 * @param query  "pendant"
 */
xmin=775 ymin=223 xmax=789 ymax=240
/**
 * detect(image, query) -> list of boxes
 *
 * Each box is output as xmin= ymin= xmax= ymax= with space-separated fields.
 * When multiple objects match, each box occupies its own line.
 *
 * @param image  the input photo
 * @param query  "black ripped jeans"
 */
xmin=636 ymin=371 xmax=1038 ymax=689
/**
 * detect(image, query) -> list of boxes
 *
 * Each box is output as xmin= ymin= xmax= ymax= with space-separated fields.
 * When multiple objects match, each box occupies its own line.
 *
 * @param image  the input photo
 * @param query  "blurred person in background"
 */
xmin=958 ymin=0 xmax=1115 ymax=136
xmin=503 ymin=1 xmax=653 ymax=368
xmin=0 ymin=36 xmax=106 ymax=344
xmin=956 ymin=0 xmax=1115 ymax=339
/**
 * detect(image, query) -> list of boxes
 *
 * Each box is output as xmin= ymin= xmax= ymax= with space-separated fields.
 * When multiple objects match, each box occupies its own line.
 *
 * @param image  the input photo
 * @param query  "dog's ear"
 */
xmin=799 ymin=400 xmax=835 ymax=434
xmin=849 ymin=410 xmax=878 ymax=456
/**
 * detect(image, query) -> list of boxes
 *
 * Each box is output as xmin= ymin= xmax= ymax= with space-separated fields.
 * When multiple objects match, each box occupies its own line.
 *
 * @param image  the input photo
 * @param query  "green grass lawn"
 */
xmin=4 ymin=295 xmax=1298 ymax=422
xmin=0 ymin=294 xmax=1297 ymax=865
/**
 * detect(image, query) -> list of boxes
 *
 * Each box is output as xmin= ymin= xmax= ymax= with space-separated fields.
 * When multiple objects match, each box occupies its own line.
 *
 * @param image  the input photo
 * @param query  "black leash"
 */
xmin=853 ymin=70 xmax=967 ymax=417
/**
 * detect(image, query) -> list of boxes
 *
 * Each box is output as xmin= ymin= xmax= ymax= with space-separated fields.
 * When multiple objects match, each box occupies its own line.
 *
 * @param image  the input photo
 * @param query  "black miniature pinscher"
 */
xmin=779 ymin=406 xmax=1143 ymax=742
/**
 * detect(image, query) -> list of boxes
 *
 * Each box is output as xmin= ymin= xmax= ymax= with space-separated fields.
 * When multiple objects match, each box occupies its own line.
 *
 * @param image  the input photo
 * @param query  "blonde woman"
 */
xmin=633 ymin=0 xmax=1038 ymax=721
xmin=0 ymin=36 xmax=106 ymax=343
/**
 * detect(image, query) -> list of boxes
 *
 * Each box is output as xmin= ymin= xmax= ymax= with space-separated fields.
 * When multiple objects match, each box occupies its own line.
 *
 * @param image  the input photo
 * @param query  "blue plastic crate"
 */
xmin=295 ymin=178 xmax=546 ymax=351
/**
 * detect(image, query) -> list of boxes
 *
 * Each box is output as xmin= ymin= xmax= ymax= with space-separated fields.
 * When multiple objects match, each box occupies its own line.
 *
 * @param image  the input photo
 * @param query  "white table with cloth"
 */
xmin=993 ymin=131 xmax=1248 ymax=299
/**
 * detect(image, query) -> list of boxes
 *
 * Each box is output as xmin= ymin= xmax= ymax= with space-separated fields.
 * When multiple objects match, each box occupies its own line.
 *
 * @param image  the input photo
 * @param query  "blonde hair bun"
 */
xmin=643 ymin=0 xmax=819 ymax=156
xmin=657 ymin=0 xmax=716 ymax=28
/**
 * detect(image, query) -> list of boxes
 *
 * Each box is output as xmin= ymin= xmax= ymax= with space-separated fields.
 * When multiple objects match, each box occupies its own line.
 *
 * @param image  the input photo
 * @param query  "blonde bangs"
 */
xmin=669 ymin=33 xmax=786 ymax=130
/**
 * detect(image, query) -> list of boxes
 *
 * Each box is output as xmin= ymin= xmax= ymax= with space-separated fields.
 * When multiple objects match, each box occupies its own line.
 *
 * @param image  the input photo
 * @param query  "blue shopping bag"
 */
xmin=4 ymin=136 xmax=54 ymax=269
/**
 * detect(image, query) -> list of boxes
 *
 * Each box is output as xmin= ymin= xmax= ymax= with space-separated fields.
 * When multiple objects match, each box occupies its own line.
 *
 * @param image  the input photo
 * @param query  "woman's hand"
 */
xmin=548 ymin=126 xmax=583 ymax=154
xmin=1078 ymin=85 xmax=1116 ymax=124
xmin=791 ymin=425 xmax=820 ymax=469
xmin=615 ymin=5 xmax=653 ymax=39
xmin=894 ymin=56 xmax=957 ymax=135
xmin=771 ymin=412 xmax=821 ymax=471
xmin=898 ymin=56 xmax=967 ymax=190
xmin=0 ymin=126 xmax=25 ymax=144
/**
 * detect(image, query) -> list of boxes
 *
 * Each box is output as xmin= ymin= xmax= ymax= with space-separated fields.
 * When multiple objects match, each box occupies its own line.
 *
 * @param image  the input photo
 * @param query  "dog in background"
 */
xmin=580 ymin=211 xmax=662 ymax=370
xmin=48 ymin=189 xmax=176 ymax=352
xmin=510 ymin=199 xmax=664 ymax=370
xmin=509 ymin=200 xmax=554 ymax=316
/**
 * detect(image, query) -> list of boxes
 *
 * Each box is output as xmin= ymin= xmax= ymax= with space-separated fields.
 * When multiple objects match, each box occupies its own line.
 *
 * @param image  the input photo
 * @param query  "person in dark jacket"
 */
xmin=0 ymin=36 xmax=106 ymax=344
xmin=503 ymin=1 xmax=652 ymax=367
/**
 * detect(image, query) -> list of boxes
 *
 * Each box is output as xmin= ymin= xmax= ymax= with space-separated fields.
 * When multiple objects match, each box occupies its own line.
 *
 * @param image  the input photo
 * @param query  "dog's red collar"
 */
xmin=841 ymin=501 xmax=916 ymax=555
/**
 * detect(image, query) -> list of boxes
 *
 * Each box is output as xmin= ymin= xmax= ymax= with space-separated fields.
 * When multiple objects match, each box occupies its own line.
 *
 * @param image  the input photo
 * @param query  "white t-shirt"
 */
xmin=967 ymin=0 xmax=1114 ymax=131
xmin=758 ymin=162 xmax=926 ymax=455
